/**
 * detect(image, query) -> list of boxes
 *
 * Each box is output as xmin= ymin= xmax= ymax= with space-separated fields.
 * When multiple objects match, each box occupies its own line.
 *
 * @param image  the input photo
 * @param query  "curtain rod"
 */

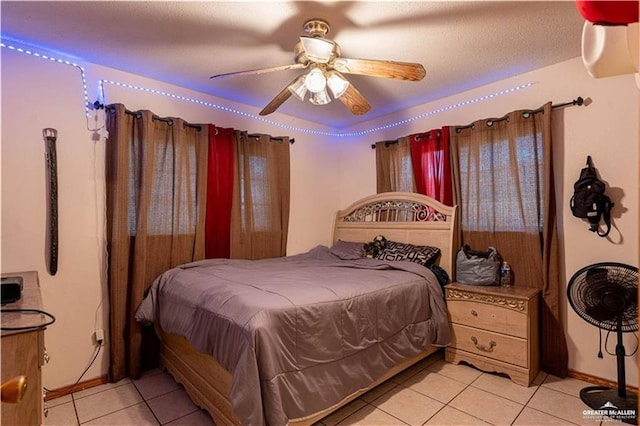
xmin=247 ymin=133 xmax=295 ymax=144
xmin=453 ymin=96 xmax=584 ymax=133
xmin=371 ymin=96 xmax=585 ymax=149
xmin=371 ymin=140 xmax=402 ymax=149
xmin=414 ymin=130 xmax=441 ymax=141
xmin=95 ymin=102 xmax=294 ymax=143
xmin=95 ymin=102 xmax=202 ymax=131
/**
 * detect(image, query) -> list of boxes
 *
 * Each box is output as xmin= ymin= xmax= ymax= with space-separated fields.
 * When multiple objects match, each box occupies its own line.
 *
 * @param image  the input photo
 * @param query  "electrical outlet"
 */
xmin=94 ymin=329 xmax=105 ymax=346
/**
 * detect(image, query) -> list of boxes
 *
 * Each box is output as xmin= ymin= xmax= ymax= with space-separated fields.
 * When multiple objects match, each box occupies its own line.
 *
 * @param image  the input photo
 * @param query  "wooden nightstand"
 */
xmin=444 ymin=282 xmax=540 ymax=386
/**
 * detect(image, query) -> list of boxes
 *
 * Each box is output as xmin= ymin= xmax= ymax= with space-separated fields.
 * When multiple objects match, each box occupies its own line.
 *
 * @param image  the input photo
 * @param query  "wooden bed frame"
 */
xmin=157 ymin=192 xmax=459 ymax=425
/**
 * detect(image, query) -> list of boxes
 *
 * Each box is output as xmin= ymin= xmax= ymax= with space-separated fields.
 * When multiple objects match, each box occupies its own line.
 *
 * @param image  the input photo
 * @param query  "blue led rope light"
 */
xmin=99 ymin=79 xmax=343 ymax=137
xmin=1 ymin=41 xmax=91 ymax=117
xmin=346 ymin=83 xmax=533 ymax=137
xmin=3 ymin=39 xmax=533 ymax=136
xmin=100 ymin=79 xmax=533 ymax=137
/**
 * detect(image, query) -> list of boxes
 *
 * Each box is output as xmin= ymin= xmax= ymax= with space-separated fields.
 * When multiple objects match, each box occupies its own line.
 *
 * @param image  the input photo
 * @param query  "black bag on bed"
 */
xmin=455 ymin=245 xmax=501 ymax=286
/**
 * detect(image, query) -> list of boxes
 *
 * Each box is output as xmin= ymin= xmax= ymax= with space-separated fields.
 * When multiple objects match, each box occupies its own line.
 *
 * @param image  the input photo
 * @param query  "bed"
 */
xmin=135 ymin=192 xmax=459 ymax=425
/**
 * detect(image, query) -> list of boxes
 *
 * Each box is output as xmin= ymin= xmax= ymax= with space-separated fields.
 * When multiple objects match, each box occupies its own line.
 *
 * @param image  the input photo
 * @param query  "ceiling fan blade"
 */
xmin=332 ymin=58 xmax=426 ymax=81
xmin=259 ymin=77 xmax=299 ymax=116
xmin=338 ymin=84 xmax=371 ymax=115
xmin=211 ymin=63 xmax=306 ymax=79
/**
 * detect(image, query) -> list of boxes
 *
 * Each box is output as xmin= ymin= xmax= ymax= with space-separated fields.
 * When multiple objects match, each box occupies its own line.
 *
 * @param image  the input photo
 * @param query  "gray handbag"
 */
xmin=455 ymin=245 xmax=501 ymax=286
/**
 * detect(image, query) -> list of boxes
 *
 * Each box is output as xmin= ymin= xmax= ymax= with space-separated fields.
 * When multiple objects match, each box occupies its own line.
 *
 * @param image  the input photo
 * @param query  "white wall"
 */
xmin=335 ymin=57 xmax=639 ymax=386
xmin=2 ymin=39 xmax=637 ymax=391
xmin=2 ymin=50 xmax=110 ymax=390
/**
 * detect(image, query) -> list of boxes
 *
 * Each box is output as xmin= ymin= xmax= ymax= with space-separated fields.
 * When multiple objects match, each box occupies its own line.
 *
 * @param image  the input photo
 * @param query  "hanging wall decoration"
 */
xmin=43 ymin=128 xmax=58 ymax=275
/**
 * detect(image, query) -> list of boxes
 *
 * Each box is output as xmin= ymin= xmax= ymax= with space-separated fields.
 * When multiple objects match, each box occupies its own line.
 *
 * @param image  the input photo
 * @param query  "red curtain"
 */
xmin=205 ymin=125 xmax=235 ymax=258
xmin=409 ymin=126 xmax=453 ymax=206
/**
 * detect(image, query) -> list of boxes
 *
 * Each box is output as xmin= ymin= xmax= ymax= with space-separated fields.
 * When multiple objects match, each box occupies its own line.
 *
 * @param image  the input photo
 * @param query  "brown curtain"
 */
xmin=105 ymin=104 xmax=208 ymax=380
xmin=375 ymin=137 xmax=416 ymax=193
xmin=231 ymin=132 xmax=290 ymax=260
xmin=450 ymin=103 xmax=568 ymax=377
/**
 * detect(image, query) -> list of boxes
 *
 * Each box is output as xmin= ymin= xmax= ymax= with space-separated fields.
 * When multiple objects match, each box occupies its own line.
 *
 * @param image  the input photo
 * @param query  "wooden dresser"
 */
xmin=444 ymin=282 xmax=540 ymax=386
xmin=1 ymin=271 xmax=46 ymax=425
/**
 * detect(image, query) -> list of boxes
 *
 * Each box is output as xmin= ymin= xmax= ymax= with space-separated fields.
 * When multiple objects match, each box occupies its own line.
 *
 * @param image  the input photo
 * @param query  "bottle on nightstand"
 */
xmin=500 ymin=261 xmax=512 ymax=287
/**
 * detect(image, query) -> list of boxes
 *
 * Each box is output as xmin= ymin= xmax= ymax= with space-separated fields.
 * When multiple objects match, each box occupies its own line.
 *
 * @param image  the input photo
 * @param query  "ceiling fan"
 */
xmin=210 ymin=19 xmax=426 ymax=116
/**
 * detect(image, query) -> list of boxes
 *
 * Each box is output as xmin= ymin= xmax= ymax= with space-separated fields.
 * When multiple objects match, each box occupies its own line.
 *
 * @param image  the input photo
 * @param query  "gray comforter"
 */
xmin=135 ymin=246 xmax=450 ymax=425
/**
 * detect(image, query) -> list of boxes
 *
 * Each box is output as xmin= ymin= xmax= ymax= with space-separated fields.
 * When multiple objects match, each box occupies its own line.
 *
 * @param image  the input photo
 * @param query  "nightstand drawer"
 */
xmin=447 ymin=299 xmax=527 ymax=338
xmin=450 ymin=323 xmax=528 ymax=368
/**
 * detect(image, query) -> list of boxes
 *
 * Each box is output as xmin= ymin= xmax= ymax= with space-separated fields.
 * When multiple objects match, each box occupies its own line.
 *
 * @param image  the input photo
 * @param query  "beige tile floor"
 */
xmin=45 ymin=351 xmax=629 ymax=425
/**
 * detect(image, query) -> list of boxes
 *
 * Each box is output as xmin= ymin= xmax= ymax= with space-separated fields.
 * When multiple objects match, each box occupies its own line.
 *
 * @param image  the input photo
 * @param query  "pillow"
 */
xmin=329 ymin=240 xmax=365 ymax=260
xmin=375 ymin=240 xmax=441 ymax=266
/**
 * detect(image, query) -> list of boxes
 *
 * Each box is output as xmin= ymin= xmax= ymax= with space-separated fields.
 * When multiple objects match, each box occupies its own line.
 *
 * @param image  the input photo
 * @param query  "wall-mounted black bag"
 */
xmin=570 ymin=156 xmax=613 ymax=237
xmin=455 ymin=245 xmax=501 ymax=286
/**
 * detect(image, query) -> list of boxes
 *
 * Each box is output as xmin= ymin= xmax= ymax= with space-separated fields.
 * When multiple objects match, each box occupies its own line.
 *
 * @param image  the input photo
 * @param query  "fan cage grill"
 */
xmin=567 ymin=262 xmax=638 ymax=333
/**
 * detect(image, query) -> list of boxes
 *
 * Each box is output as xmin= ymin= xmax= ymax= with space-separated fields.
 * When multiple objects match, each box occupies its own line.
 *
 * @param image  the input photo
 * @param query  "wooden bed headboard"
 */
xmin=332 ymin=192 xmax=459 ymax=279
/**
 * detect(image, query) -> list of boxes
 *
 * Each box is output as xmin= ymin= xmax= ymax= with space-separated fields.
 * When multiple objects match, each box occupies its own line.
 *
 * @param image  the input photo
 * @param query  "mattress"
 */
xmin=135 ymin=245 xmax=450 ymax=425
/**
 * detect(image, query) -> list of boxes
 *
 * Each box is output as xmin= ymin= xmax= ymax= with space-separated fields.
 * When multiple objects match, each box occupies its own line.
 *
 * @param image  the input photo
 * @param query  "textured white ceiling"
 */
xmin=1 ymin=1 xmax=585 ymax=129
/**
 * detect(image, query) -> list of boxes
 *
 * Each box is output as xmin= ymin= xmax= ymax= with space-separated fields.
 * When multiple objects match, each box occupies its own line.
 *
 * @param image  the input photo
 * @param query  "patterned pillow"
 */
xmin=329 ymin=240 xmax=365 ymax=260
xmin=375 ymin=241 xmax=441 ymax=266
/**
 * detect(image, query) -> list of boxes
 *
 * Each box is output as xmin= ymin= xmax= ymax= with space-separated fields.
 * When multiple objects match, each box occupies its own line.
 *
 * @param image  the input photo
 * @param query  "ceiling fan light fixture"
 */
xmin=211 ymin=18 xmax=427 ymax=116
xmin=327 ymin=72 xmax=350 ymax=99
xmin=309 ymin=88 xmax=331 ymax=105
xmin=288 ymin=75 xmax=308 ymax=101
xmin=299 ymin=36 xmax=335 ymax=63
xmin=304 ymin=68 xmax=327 ymax=93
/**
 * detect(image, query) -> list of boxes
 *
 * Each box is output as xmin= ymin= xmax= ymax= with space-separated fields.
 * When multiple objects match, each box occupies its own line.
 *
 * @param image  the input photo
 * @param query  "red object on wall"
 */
xmin=576 ymin=1 xmax=639 ymax=25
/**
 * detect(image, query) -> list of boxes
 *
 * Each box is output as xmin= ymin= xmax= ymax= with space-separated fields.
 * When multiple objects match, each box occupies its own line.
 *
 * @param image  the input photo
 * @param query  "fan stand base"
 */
xmin=580 ymin=386 xmax=638 ymax=425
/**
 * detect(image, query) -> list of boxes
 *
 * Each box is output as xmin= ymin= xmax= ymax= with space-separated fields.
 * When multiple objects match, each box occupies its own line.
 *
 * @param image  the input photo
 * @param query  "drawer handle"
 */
xmin=470 ymin=336 xmax=496 ymax=352
xmin=471 ymin=310 xmax=478 ymax=317
xmin=1 ymin=376 xmax=27 ymax=403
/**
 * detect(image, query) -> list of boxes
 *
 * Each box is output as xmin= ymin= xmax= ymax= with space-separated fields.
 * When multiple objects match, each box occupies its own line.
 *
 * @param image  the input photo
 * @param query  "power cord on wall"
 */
xmin=43 ymin=340 xmax=102 ymax=394
xmin=2 ymin=308 xmax=103 ymax=395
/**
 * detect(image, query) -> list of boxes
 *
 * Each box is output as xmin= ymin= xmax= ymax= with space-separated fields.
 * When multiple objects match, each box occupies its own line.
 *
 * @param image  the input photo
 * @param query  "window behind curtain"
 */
xmin=241 ymin=155 xmax=270 ymax=231
xmin=375 ymin=137 xmax=415 ymax=193
xmin=125 ymin=124 xmax=201 ymax=237
xmin=231 ymin=132 xmax=290 ymax=260
xmin=456 ymin=132 xmax=544 ymax=233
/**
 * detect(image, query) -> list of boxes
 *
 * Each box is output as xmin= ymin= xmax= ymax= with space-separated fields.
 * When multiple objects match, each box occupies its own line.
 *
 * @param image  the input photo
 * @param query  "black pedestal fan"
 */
xmin=567 ymin=262 xmax=638 ymax=425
